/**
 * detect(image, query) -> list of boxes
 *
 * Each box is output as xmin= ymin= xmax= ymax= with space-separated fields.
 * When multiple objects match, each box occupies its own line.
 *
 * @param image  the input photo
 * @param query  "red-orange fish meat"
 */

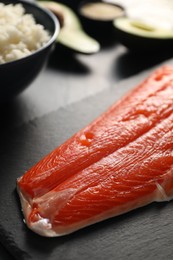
xmin=17 ymin=66 xmax=173 ymax=236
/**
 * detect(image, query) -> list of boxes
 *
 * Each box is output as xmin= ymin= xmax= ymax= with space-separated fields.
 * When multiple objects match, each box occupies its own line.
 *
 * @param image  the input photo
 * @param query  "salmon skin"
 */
xmin=17 ymin=66 xmax=173 ymax=237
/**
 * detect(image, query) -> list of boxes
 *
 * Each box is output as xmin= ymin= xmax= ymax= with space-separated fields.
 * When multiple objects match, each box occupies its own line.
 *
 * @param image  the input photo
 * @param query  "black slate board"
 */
xmin=1 ymin=65 xmax=173 ymax=260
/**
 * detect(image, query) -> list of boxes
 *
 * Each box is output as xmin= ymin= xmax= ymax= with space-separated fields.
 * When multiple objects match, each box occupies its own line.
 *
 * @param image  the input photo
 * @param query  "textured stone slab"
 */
xmin=0 ymin=63 xmax=173 ymax=260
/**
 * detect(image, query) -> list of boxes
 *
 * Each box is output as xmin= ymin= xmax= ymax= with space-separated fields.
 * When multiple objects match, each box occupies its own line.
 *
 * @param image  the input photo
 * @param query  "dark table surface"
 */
xmin=1 ymin=25 xmax=173 ymax=259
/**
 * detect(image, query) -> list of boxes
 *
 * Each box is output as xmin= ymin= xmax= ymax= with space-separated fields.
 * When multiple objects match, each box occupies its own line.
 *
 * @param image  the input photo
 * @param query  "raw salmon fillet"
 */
xmin=17 ymin=66 xmax=173 ymax=237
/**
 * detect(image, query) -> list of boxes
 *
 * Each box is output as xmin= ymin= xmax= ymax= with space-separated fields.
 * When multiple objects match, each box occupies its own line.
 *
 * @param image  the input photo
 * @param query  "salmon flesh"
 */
xmin=17 ymin=66 xmax=173 ymax=237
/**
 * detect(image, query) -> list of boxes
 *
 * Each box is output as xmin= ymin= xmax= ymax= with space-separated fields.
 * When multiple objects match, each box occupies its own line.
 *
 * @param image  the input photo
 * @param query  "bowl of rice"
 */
xmin=0 ymin=0 xmax=60 ymax=102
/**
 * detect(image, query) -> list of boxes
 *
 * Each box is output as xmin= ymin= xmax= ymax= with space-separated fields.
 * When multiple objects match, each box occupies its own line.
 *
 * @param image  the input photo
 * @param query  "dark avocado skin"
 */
xmin=114 ymin=21 xmax=173 ymax=52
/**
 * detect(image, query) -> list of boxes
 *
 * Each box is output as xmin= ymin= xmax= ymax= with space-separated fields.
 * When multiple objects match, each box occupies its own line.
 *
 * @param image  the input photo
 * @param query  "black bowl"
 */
xmin=78 ymin=0 xmax=125 ymax=39
xmin=0 ymin=0 xmax=60 ymax=102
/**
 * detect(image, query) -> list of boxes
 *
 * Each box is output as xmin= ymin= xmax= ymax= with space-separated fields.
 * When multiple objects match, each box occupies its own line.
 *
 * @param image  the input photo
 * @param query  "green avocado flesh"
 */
xmin=114 ymin=17 xmax=173 ymax=39
xmin=58 ymin=29 xmax=100 ymax=53
xmin=39 ymin=1 xmax=100 ymax=54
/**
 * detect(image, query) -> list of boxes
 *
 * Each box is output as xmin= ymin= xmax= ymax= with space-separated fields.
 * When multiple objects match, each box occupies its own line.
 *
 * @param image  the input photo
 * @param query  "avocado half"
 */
xmin=113 ymin=17 xmax=173 ymax=51
xmin=39 ymin=1 xmax=100 ymax=54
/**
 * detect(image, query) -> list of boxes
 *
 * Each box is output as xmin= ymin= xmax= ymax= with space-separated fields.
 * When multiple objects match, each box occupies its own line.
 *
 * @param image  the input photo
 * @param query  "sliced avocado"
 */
xmin=38 ymin=1 xmax=100 ymax=54
xmin=113 ymin=17 xmax=173 ymax=51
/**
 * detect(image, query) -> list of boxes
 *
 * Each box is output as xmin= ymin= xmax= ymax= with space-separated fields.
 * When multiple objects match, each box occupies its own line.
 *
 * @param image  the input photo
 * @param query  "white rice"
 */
xmin=0 ymin=3 xmax=50 ymax=64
